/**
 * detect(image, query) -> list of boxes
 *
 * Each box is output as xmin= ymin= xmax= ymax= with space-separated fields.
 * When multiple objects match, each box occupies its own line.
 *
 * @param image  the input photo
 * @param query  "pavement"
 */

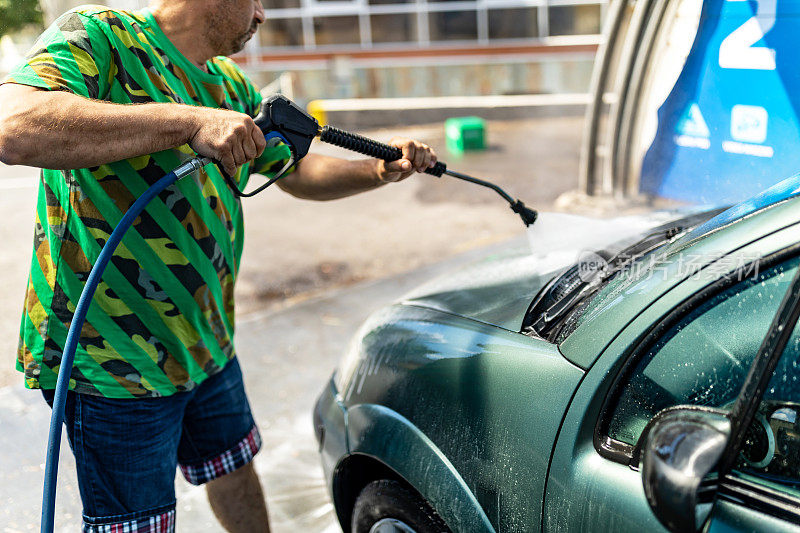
xmin=0 ymin=115 xmax=588 ymax=531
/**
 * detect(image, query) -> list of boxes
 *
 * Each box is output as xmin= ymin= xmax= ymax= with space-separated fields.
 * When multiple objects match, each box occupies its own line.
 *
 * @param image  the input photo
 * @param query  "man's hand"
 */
xmin=187 ymin=108 xmax=267 ymax=176
xmin=271 ymin=136 xmax=438 ymax=201
xmin=376 ymin=137 xmax=437 ymax=183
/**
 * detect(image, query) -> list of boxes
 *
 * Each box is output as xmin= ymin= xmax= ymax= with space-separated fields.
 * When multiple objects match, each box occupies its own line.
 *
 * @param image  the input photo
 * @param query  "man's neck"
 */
xmin=149 ymin=5 xmax=215 ymax=70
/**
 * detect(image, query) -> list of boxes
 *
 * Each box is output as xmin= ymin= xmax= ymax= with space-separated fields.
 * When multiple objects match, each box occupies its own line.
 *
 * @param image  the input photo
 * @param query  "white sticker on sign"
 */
xmin=677 ymin=103 xmax=710 ymax=138
xmin=731 ymin=105 xmax=768 ymax=144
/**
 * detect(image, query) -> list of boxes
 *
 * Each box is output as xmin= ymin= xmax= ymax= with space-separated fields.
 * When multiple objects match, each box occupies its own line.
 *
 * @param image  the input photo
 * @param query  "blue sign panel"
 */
xmin=640 ymin=0 xmax=800 ymax=204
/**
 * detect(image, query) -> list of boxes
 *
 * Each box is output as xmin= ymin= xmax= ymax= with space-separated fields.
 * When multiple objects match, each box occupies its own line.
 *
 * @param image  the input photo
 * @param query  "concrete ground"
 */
xmin=0 ymin=115 xmax=585 ymax=531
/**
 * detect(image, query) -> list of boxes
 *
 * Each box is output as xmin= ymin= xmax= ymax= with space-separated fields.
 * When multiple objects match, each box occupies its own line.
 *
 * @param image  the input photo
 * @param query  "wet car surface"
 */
xmin=316 ymin=177 xmax=800 ymax=533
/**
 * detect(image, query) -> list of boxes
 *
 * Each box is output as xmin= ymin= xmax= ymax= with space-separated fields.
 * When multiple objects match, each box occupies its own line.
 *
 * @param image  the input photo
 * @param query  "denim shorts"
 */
xmin=42 ymin=357 xmax=261 ymax=533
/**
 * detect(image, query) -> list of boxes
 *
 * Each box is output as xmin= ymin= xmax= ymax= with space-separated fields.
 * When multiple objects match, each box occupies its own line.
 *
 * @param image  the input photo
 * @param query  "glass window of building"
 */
xmin=260 ymin=18 xmax=304 ymax=47
xmin=368 ymin=0 xmax=413 ymax=5
xmin=548 ymin=4 xmax=602 ymax=36
xmin=429 ymin=10 xmax=479 ymax=41
xmin=314 ymin=16 xmax=361 ymax=45
xmin=488 ymin=8 xmax=539 ymax=40
xmin=371 ymin=13 xmax=418 ymax=44
xmin=262 ymin=0 xmax=300 ymax=9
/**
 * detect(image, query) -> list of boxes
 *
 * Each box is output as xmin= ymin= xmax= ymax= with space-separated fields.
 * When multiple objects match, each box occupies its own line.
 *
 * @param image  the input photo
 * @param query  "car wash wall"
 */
xmin=640 ymin=0 xmax=800 ymax=205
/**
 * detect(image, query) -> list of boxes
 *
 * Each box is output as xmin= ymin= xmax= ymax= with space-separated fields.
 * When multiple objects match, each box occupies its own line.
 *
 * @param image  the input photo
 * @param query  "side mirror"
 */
xmin=639 ymin=407 xmax=731 ymax=532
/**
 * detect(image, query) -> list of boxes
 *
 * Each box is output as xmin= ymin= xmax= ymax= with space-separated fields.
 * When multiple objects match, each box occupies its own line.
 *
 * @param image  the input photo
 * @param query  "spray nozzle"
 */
xmin=511 ymin=200 xmax=538 ymax=227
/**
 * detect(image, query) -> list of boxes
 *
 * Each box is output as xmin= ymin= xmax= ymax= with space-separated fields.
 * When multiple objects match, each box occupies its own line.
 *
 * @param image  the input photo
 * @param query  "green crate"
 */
xmin=445 ymin=116 xmax=486 ymax=153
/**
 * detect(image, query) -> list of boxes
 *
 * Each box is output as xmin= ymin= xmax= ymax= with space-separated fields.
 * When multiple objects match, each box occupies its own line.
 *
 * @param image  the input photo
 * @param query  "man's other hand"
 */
xmin=376 ymin=137 xmax=437 ymax=183
xmin=188 ymin=108 xmax=267 ymax=176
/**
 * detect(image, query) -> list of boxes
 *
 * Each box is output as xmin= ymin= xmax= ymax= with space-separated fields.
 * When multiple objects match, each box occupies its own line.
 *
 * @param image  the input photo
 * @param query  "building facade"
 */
xmin=246 ymin=0 xmax=604 ymax=100
xmin=32 ymin=0 xmax=605 ymax=101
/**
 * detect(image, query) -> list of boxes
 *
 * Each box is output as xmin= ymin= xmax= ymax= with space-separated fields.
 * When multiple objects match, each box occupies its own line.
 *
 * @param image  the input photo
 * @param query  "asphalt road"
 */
xmin=0 ymin=115 xmax=584 ymax=531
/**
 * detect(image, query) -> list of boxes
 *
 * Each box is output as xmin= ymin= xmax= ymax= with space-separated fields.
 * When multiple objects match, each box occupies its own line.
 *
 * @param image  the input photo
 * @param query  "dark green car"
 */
xmin=314 ymin=177 xmax=800 ymax=533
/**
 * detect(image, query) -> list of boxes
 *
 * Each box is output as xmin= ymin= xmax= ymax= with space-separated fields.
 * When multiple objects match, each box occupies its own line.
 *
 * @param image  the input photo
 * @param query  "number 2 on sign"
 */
xmin=719 ymin=0 xmax=777 ymax=70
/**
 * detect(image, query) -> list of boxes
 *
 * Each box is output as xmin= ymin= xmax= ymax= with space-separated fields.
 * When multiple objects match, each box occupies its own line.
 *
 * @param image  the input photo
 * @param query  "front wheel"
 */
xmin=351 ymin=479 xmax=450 ymax=533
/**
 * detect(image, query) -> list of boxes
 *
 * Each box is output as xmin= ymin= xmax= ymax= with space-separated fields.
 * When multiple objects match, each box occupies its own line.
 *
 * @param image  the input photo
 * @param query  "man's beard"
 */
xmin=231 ymin=21 xmax=258 ymax=54
xmin=205 ymin=10 xmax=258 ymax=56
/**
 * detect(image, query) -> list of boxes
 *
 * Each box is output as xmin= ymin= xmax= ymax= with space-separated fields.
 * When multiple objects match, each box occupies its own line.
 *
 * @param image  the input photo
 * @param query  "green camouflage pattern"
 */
xmin=5 ymin=5 xmax=291 ymax=397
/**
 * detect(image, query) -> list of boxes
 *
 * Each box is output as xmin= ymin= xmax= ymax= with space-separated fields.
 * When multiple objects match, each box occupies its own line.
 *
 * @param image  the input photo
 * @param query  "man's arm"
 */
xmin=0 ymin=83 xmax=438 ymax=198
xmin=276 ymin=137 xmax=437 ymax=201
xmin=0 ymin=83 xmax=265 ymax=176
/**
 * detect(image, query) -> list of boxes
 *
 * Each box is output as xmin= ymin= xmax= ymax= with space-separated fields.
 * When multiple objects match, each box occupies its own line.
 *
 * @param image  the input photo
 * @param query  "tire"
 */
xmin=351 ymin=479 xmax=451 ymax=533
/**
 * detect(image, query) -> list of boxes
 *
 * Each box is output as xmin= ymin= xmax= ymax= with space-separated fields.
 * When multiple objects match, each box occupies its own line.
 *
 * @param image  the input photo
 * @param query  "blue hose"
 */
xmin=41 ymin=157 xmax=209 ymax=533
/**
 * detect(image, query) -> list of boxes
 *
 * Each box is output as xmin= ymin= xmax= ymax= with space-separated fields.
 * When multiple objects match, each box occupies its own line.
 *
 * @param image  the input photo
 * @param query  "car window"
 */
xmin=606 ymin=257 xmax=800 ymax=447
xmin=732 ymin=326 xmax=800 ymax=500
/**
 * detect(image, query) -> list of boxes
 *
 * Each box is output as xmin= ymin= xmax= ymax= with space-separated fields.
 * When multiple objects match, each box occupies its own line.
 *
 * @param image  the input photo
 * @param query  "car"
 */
xmin=313 ymin=175 xmax=800 ymax=533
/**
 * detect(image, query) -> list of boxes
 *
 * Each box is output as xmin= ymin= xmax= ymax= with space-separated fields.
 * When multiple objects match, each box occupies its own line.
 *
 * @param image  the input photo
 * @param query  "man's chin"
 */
xmin=230 ymin=34 xmax=253 ymax=55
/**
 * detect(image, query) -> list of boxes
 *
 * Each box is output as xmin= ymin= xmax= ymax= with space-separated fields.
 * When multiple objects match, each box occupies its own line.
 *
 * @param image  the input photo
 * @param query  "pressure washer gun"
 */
xmin=231 ymin=94 xmax=538 ymax=227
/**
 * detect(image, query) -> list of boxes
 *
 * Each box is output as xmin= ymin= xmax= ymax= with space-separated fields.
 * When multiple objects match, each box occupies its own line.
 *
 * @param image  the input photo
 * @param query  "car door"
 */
xmin=542 ymin=247 xmax=800 ymax=532
xmin=704 ymin=274 xmax=800 ymax=532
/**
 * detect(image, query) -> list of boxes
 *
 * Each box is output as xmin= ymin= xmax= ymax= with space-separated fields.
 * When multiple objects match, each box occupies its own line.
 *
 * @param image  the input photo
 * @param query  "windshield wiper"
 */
xmin=523 ymin=207 xmax=730 ymax=341
xmin=523 ymin=225 xmax=685 ymax=337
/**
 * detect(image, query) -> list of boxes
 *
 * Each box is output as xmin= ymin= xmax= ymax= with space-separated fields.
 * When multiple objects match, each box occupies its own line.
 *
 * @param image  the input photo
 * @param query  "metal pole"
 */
xmin=615 ymin=0 xmax=672 ymax=197
xmin=603 ymin=0 xmax=656 ymax=197
xmin=578 ymin=0 xmax=629 ymax=197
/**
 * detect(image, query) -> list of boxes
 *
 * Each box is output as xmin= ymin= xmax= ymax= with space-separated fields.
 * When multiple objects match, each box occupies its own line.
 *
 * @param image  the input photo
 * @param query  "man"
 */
xmin=0 ymin=0 xmax=436 ymax=531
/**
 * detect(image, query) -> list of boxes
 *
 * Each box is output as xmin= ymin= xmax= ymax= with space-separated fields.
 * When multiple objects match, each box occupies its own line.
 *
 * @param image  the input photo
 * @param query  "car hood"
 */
xmin=400 ymin=211 xmax=694 ymax=331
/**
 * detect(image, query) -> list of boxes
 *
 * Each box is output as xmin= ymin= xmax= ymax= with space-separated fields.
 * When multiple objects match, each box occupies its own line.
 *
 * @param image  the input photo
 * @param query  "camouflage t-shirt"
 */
xmin=4 ymin=5 xmax=291 ymax=397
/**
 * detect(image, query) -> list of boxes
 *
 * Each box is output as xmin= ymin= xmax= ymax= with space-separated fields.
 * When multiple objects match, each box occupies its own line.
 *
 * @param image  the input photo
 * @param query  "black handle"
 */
xmin=319 ymin=126 xmax=446 ymax=177
xmin=254 ymin=95 xmax=319 ymax=161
